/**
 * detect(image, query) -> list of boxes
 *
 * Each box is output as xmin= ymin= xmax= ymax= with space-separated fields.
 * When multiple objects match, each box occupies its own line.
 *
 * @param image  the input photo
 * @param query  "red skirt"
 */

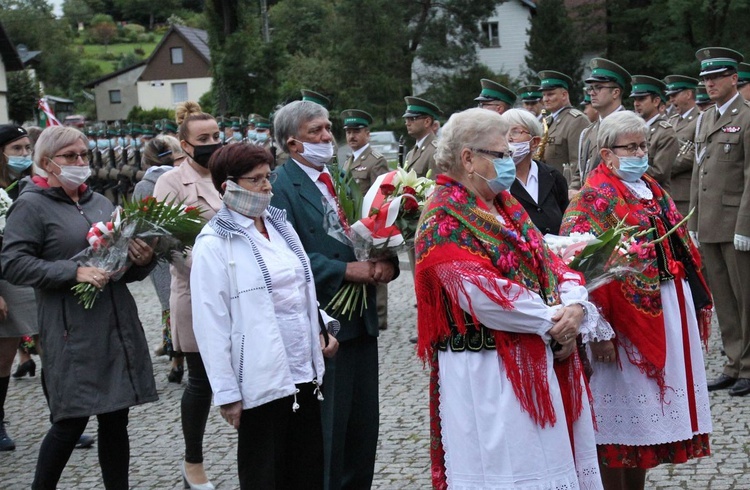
xmin=597 ymin=433 xmax=710 ymax=469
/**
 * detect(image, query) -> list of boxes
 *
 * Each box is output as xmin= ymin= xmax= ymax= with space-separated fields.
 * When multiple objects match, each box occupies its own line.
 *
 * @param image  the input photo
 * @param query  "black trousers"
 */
xmin=32 ymin=408 xmax=130 ymax=490
xmin=237 ymin=382 xmax=324 ymax=490
xmin=182 ymin=352 xmax=212 ymax=463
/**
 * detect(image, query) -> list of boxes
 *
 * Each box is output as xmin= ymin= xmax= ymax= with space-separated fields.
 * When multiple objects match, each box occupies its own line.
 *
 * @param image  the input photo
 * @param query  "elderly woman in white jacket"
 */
xmin=190 ymin=143 xmax=338 ymax=490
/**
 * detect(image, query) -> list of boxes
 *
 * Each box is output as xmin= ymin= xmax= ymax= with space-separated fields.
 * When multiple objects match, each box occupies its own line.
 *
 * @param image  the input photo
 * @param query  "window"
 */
xmin=171 ymin=47 xmax=184 ymax=64
xmin=109 ymin=90 xmax=122 ymax=104
xmin=481 ymin=22 xmax=500 ymax=48
xmin=172 ymin=82 xmax=188 ymax=104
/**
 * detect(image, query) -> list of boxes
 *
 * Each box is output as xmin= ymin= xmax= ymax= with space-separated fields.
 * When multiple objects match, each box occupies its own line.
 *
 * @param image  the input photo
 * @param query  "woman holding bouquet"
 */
xmin=0 ymin=126 xmax=158 ymax=489
xmin=415 ymin=108 xmax=610 ymax=489
xmin=191 ymin=143 xmax=338 ymax=489
xmin=153 ymin=101 xmax=223 ymax=490
xmin=560 ymin=111 xmax=713 ymax=490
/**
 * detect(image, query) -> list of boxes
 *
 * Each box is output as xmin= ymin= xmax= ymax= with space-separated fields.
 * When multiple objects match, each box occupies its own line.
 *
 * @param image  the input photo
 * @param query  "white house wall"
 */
xmin=0 ymin=60 xmax=8 ymax=124
xmin=477 ymin=1 xmax=533 ymax=79
xmin=136 ymin=78 xmax=212 ymax=110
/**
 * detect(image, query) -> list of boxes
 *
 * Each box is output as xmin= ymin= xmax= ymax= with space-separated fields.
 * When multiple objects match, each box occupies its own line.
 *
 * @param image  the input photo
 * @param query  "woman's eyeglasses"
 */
xmin=610 ymin=142 xmax=649 ymax=155
xmin=53 ymin=152 xmax=90 ymax=164
xmin=230 ymin=173 xmax=278 ymax=187
xmin=471 ymin=148 xmax=512 ymax=159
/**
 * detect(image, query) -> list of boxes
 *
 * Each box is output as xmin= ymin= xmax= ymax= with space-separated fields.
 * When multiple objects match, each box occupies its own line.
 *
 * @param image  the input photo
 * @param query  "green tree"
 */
xmin=62 ymin=0 xmax=94 ymax=28
xmin=422 ymin=64 xmax=511 ymax=117
xmin=90 ymin=15 xmax=117 ymax=48
xmin=524 ymin=0 xmax=584 ymax=103
xmin=113 ymin=0 xmax=181 ymax=30
xmin=7 ymin=70 xmax=40 ymax=124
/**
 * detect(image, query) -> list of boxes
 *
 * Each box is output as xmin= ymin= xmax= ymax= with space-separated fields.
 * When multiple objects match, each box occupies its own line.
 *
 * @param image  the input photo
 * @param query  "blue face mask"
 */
xmin=256 ymin=132 xmax=268 ymax=143
xmin=475 ymin=154 xmax=516 ymax=194
xmin=6 ymin=155 xmax=33 ymax=174
xmin=88 ymin=140 xmax=96 ymax=150
xmin=219 ymin=131 xmax=225 ymax=143
xmin=232 ymin=132 xmax=243 ymax=142
xmin=616 ymin=155 xmax=649 ymax=182
xmin=97 ymin=139 xmax=109 ymax=149
xmin=247 ymin=130 xmax=258 ymax=141
xmin=134 ymin=138 xmax=142 ymax=149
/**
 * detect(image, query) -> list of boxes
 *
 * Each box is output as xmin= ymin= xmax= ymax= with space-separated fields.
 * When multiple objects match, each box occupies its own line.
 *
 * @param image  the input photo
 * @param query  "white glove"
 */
xmin=689 ymin=231 xmax=700 ymax=248
xmin=734 ymin=234 xmax=750 ymax=252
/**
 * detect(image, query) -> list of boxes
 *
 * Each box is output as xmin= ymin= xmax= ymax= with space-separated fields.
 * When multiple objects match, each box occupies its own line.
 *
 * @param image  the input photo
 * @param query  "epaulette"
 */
xmin=658 ymin=120 xmax=672 ymax=129
xmin=668 ymin=113 xmax=679 ymax=121
xmin=569 ymin=109 xmax=583 ymax=117
xmin=430 ymin=139 xmax=438 ymax=148
xmin=371 ymin=150 xmax=383 ymax=159
xmin=744 ymin=100 xmax=750 ymax=108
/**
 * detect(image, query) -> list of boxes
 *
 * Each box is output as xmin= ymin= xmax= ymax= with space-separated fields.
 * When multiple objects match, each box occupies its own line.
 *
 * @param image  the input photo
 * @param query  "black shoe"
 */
xmin=167 ymin=365 xmax=184 ymax=384
xmin=707 ymin=374 xmax=737 ymax=391
xmin=728 ymin=378 xmax=750 ymax=397
xmin=379 ymin=324 xmax=388 ymax=331
xmin=409 ymin=336 xmax=418 ymax=344
xmin=12 ymin=359 xmax=36 ymax=378
xmin=75 ymin=434 xmax=95 ymax=449
xmin=0 ymin=421 xmax=16 ymax=451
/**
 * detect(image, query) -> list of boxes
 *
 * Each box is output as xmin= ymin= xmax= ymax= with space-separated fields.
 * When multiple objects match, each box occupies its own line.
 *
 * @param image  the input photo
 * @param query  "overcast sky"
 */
xmin=49 ymin=0 xmax=64 ymax=16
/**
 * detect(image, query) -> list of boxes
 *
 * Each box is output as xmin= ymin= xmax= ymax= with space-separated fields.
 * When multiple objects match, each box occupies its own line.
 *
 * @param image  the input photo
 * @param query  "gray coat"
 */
xmin=0 ymin=179 xmax=158 ymax=422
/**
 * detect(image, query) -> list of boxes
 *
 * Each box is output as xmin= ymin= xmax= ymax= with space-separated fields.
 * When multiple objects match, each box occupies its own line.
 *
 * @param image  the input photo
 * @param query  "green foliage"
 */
xmin=127 ymin=106 xmax=175 ymax=124
xmin=524 ymin=0 xmax=584 ymax=103
xmin=7 ymin=71 xmax=40 ymax=124
xmin=197 ymin=87 xmax=216 ymax=115
xmin=422 ymin=64 xmax=510 ymax=117
xmin=117 ymin=52 xmax=143 ymax=70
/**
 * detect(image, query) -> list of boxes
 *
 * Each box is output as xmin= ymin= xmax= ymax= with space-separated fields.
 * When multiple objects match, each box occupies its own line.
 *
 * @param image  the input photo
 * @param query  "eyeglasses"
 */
xmin=404 ymin=116 xmax=428 ymax=122
xmin=585 ymin=84 xmax=618 ymax=94
xmin=508 ymin=128 xmax=531 ymax=139
xmin=701 ymin=72 xmax=733 ymax=83
xmin=471 ymin=147 xmax=511 ymax=159
xmin=478 ymin=101 xmax=503 ymax=109
xmin=611 ymin=142 xmax=649 ymax=155
xmin=53 ymin=152 xmax=90 ymax=164
xmin=230 ymin=173 xmax=278 ymax=188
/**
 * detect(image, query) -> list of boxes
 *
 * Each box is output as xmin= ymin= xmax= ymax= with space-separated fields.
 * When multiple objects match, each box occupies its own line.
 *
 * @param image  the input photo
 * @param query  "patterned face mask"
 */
xmin=223 ymin=180 xmax=273 ymax=218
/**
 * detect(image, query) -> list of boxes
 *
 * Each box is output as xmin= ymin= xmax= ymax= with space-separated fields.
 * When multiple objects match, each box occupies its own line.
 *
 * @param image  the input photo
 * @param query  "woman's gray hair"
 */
xmin=33 ymin=126 xmax=88 ymax=167
xmin=273 ymin=100 xmax=329 ymax=153
xmin=598 ymin=111 xmax=648 ymax=149
xmin=501 ymin=108 xmax=543 ymax=137
xmin=435 ymin=108 xmax=507 ymax=173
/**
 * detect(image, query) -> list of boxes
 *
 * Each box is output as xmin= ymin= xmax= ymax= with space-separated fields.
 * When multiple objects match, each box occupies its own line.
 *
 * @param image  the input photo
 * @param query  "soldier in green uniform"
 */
xmin=580 ymin=93 xmax=598 ymax=123
xmin=538 ymin=70 xmax=590 ymax=189
xmin=254 ymin=116 xmax=273 ymax=152
xmin=474 ymin=78 xmax=516 ymax=114
xmin=691 ymin=47 xmax=750 ymax=396
xmin=630 ymin=75 xmax=678 ymax=191
xmin=402 ymin=96 xmax=442 ymax=178
xmin=518 ymin=85 xmax=544 ymax=119
xmin=695 ymin=84 xmax=714 ymax=111
xmin=738 ymin=62 xmax=750 ymax=100
xmin=577 ymin=58 xmax=631 ymax=190
xmin=341 ymin=109 xmax=391 ymax=331
xmin=665 ymin=75 xmax=700 ymax=215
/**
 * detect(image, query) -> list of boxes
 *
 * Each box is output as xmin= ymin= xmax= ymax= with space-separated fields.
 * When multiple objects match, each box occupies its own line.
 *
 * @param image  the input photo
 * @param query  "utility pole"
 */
xmin=260 ymin=0 xmax=270 ymax=42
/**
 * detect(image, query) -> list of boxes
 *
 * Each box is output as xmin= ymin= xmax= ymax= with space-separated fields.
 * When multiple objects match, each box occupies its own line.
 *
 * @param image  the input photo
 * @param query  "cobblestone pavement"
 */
xmin=1 ymin=266 xmax=748 ymax=489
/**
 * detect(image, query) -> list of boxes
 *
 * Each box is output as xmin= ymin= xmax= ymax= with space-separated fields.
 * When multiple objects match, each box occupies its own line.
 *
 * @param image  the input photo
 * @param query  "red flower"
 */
xmin=437 ymin=216 xmax=459 ymax=237
xmin=403 ymin=186 xmax=417 ymax=196
xmin=594 ymin=197 xmax=609 ymax=212
xmin=449 ymin=186 xmax=468 ymax=204
xmin=106 ymin=222 xmax=114 ymax=231
xmin=141 ymin=196 xmax=155 ymax=204
xmin=380 ymin=183 xmax=396 ymax=196
xmin=184 ymin=206 xmax=197 ymax=213
xmin=403 ymin=197 xmax=419 ymax=212
xmin=142 ymin=207 xmax=149 ymax=212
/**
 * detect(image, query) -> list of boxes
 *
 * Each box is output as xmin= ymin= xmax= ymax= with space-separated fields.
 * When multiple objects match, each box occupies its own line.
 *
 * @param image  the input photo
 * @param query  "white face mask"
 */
xmin=50 ymin=160 xmax=91 ymax=190
xmin=295 ymin=140 xmax=334 ymax=167
xmin=508 ymin=141 xmax=531 ymax=165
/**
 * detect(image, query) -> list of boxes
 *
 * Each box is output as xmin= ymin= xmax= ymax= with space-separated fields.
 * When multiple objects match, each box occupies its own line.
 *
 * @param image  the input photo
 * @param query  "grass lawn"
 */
xmin=75 ymin=42 xmax=159 ymax=74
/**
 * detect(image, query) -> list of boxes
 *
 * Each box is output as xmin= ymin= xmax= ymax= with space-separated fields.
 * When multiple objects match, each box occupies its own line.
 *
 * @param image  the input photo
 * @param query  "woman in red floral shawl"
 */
xmin=415 ymin=108 xmax=612 ymax=490
xmin=561 ymin=111 xmax=713 ymax=490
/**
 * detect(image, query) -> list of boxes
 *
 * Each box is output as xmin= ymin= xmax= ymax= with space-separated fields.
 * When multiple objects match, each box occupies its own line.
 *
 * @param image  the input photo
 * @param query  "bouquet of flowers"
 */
xmin=322 ymin=167 xmax=435 ymax=319
xmin=545 ymin=210 xmax=694 ymax=292
xmin=0 ymin=187 xmax=14 ymax=235
xmin=71 ymin=196 xmax=205 ymax=309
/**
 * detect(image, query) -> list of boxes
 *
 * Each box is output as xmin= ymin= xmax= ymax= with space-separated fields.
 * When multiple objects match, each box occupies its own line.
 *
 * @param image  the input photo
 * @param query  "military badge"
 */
xmin=722 ymin=126 xmax=741 ymax=133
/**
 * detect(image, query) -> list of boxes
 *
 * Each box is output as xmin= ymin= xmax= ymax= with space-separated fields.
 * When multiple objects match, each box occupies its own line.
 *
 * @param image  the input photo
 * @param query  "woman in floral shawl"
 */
xmin=415 ymin=108 xmax=611 ymax=489
xmin=560 ymin=111 xmax=712 ymax=490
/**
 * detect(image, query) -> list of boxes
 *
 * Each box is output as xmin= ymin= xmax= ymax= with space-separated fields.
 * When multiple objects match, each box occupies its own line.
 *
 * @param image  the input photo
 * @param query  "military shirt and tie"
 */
xmin=644 ymin=114 xmax=678 ymax=191
xmin=343 ymin=144 xmax=390 ymax=196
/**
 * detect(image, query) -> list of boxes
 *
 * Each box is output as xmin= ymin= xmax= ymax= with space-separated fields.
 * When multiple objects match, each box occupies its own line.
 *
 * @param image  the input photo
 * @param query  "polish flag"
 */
xmin=38 ymin=97 xmax=62 ymax=127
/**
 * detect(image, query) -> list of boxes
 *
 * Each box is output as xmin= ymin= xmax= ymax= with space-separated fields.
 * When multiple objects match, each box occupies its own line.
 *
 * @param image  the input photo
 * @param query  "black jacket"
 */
xmin=511 ymin=161 xmax=569 ymax=235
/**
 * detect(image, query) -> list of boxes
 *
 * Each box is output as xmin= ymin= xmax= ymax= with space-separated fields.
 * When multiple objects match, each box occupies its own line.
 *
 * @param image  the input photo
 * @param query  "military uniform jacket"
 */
xmin=404 ymin=132 xmax=438 ymax=178
xmin=576 ymin=106 xmax=626 ymax=190
xmin=690 ymin=95 xmax=750 ymax=242
xmin=668 ymin=108 xmax=698 ymax=203
xmin=541 ymin=106 xmax=589 ymax=187
xmin=645 ymin=114 xmax=678 ymax=192
xmin=344 ymin=145 xmax=390 ymax=195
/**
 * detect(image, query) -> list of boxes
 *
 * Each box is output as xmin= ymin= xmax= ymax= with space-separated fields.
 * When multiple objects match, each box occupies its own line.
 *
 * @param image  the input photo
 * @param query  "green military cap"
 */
xmin=301 ymin=89 xmax=331 ymax=108
xmin=106 ymin=126 xmax=118 ymax=137
xmin=254 ymin=116 xmax=271 ymax=129
xmin=402 ymin=96 xmax=442 ymax=119
xmin=340 ymin=109 xmax=373 ymax=129
xmin=129 ymin=124 xmax=142 ymax=136
xmin=229 ymin=117 xmax=241 ymax=130
xmin=696 ymin=47 xmax=744 ymax=77
xmin=629 ymin=75 xmax=666 ymax=98
xmin=141 ymin=124 xmax=156 ymax=137
xmin=216 ymin=116 xmax=227 ymax=130
xmin=474 ymin=79 xmax=516 ymax=105
xmin=163 ymin=120 xmax=178 ymax=133
xmin=737 ymin=62 xmax=750 ymax=86
xmin=585 ymin=58 xmax=631 ymax=89
xmin=663 ymin=75 xmax=699 ymax=96
xmin=518 ymin=85 xmax=543 ymax=102
xmin=695 ymin=84 xmax=711 ymax=105
xmin=538 ymin=71 xmax=574 ymax=91
xmin=247 ymin=113 xmax=262 ymax=125
xmin=84 ymin=126 xmax=96 ymax=137
xmin=579 ymin=93 xmax=592 ymax=106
